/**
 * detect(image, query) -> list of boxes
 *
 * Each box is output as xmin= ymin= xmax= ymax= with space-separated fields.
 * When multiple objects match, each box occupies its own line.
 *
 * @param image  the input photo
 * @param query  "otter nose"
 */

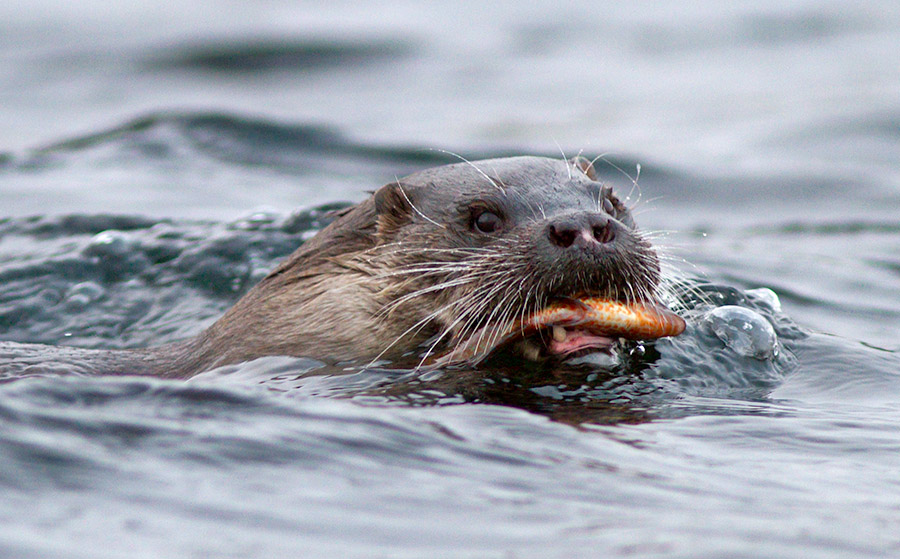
xmin=547 ymin=213 xmax=616 ymax=249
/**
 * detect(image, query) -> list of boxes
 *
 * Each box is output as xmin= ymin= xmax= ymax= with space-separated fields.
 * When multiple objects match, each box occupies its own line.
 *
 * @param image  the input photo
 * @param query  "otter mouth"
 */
xmin=432 ymin=296 xmax=686 ymax=366
xmin=549 ymin=326 xmax=618 ymax=354
xmin=527 ymin=325 xmax=619 ymax=358
xmin=514 ymin=296 xmax=686 ymax=359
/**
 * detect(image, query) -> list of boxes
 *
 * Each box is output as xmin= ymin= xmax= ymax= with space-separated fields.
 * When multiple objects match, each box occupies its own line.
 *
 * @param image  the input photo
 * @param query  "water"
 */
xmin=2 ymin=1 xmax=900 ymax=557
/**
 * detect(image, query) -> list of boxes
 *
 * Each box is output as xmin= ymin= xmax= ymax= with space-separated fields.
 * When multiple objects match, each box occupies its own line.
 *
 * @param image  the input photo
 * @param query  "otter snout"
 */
xmin=546 ymin=211 xmax=620 ymax=251
xmin=532 ymin=209 xmax=657 ymax=301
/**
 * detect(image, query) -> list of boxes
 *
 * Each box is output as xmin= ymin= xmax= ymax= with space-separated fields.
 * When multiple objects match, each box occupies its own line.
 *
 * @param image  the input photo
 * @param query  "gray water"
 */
xmin=2 ymin=1 xmax=900 ymax=557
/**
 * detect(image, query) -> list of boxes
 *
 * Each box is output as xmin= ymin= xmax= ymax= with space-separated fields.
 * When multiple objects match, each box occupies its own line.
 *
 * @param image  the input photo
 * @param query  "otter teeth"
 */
xmin=551 ymin=325 xmax=567 ymax=342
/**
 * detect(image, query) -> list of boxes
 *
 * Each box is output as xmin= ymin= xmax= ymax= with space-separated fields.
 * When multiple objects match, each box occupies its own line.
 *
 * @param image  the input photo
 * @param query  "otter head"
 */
xmin=199 ymin=155 xmax=683 ymax=371
xmin=357 ymin=155 xmax=682 ymax=366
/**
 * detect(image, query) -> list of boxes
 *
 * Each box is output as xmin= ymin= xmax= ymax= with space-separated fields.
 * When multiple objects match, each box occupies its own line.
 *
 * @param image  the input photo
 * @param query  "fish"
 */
xmin=520 ymin=297 xmax=686 ymax=340
xmin=432 ymin=297 xmax=686 ymax=366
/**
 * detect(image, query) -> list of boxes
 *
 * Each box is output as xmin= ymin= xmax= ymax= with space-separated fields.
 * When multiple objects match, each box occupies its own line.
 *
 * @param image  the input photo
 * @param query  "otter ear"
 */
xmin=570 ymin=156 xmax=597 ymax=180
xmin=373 ymin=182 xmax=414 ymax=236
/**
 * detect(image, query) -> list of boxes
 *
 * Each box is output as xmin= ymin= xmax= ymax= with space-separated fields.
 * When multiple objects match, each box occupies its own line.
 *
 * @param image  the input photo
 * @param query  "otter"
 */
xmin=0 ymin=156 xmax=684 ymax=378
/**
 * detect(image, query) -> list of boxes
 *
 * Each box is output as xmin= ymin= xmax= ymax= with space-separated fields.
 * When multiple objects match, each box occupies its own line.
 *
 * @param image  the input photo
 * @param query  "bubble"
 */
xmin=706 ymin=305 xmax=778 ymax=360
xmin=745 ymin=287 xmax=782 ymax=313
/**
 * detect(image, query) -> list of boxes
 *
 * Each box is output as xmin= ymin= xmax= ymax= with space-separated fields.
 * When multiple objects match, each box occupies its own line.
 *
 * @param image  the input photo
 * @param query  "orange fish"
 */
xmin=519 ymin=297 xmax=686 ymax=340
xmin=434 ymin=297 xmax=685 ymax=365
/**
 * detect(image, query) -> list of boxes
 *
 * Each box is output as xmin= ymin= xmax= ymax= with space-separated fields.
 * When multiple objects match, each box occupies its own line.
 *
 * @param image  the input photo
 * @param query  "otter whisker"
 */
xmin=376 ymin=256 xmax=520 ymax=366
xmin=374 ymin=245 xmax=502 ymax=256
xmin=416 ymin=279 xmax=511 ymax=367
xmin=373 ymin=265 xmax=480 ymax=279
xmin=392 ymin=179 xmax=446 ymax=229
xmin=367 ymin=281 xmax=496 ymax=368
xmin=555 ymin=140 xmax=572 ymax=180
xmin=516 ymin=284 xmax=538 ymax=339
xmin=478 ymin=285 xmax=523 ymax=359
xmin=368 ymin=313 xmax=446 ymax=368
xmin=508 ymin=187 xmax=544 ymax=224
xmin=430 ymin=149 xmax=507 ymax=194
xmin=628 ymin=196 xmax=665 ymax=218
xmin=591 ymin=154 xmax=644 ymax=208
xmin=437 ymin=263 xmax=522 ymax=337
xmin=376 ymin=276 xmax=480 ymax=318
xmin=465 ymin=276 xmax=521 ymax=358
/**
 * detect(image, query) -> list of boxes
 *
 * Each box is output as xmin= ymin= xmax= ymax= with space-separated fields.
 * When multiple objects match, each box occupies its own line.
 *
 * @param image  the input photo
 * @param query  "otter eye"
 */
xmin=473 ymin=210 xmax=503 ymax=233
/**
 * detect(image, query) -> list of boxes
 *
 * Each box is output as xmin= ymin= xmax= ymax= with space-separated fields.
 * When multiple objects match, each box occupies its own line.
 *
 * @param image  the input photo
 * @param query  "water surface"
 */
xmin=2 ymin=1 xmax=900 ymax=557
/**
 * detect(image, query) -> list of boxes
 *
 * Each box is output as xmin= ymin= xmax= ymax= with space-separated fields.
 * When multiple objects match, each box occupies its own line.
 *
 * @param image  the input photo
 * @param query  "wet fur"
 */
xmin=0 ymin=156 xmax=664 ymax=378
xmin=196 ymin=155 xmax=663 ymax=370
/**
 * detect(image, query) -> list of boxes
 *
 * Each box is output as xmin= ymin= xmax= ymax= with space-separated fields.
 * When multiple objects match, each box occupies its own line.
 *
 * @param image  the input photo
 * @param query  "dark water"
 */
xmin=2 ymin=1 xmax=900 ymax=557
